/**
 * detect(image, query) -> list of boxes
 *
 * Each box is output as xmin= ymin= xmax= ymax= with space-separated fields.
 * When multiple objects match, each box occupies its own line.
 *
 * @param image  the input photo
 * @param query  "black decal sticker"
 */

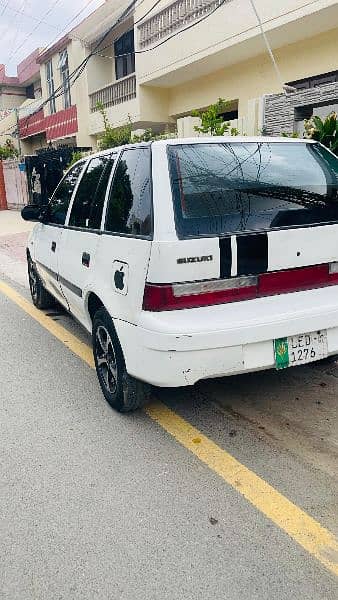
xmin=219 ymin=238 xmax=232 ymax=278
xmin=113 ymin=260 xmax=129 ymax=295
xmin=237 ymin=233 xmax=268 ymax=275
xmin=114 ymin=266 xmax=125 ymax=290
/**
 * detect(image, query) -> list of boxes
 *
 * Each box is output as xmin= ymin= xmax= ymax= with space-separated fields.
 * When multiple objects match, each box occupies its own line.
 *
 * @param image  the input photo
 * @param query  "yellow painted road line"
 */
xmin=1 ymin=279 xmax=337 ymax=577
xmin=146 ymin=402 xmax=338 ymax=577
xmin=0 ymin=281 xmax=94 ymax=368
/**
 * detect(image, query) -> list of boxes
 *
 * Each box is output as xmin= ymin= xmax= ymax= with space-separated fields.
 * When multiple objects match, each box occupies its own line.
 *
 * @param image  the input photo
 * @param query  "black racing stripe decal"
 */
xmin=237 ymin=233 xmax=268 ymax=276
xmin=36 ymin=261 xmax=82 ymax=298
xmin=59 ymin=276 xmax=83 ymax=298
xmin=219 ymin=237 xmax=232 ymax=278
xmin=36 ymin=261 xmax=58 ymax=281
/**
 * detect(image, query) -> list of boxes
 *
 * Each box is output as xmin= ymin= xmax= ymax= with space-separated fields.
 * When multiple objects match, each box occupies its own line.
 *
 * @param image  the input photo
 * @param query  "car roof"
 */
xmin=152 ymin=136 xmax=316 ymax=146
xmin=71 ymin=136 xmax=315 ymax=167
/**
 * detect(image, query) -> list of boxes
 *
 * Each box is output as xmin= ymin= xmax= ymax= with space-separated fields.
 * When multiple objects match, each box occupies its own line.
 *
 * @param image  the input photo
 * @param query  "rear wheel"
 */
xmin=28 ymin=256 xmax=55 ymax=309
xmin=92 ymin=307 xmax=151 ymax=412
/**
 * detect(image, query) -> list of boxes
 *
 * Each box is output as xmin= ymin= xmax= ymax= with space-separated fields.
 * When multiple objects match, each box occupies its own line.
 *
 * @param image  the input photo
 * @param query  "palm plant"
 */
xmin=304 ymin=112 xmax=338 ymax=155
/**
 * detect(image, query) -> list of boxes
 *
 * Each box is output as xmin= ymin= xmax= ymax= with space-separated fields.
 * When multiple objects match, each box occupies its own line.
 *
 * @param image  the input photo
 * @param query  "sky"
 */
xmin=0 ymin=0 xmax=104 ymax=76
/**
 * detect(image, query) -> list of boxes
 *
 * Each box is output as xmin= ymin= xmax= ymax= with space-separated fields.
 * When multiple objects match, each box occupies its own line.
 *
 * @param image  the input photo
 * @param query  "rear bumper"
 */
xmin=115 ymin=287 xmax=338 ymax=387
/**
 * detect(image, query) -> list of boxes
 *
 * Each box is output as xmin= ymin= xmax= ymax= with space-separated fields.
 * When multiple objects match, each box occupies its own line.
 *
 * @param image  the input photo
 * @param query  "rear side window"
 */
xmin=105 ymin=147 xmax=152 ymax=237
xmin=48 ymin=162 xmax=84 ymax=225
xmin=167 ymin=142 xmax=338 ymax=237
xmin=69 ymin=155 xmax=114 ymax=229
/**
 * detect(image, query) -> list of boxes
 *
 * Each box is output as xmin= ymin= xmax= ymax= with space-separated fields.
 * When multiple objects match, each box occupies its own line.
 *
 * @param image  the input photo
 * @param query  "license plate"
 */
xmin=274 ymin=330 xmax=328 ymax=369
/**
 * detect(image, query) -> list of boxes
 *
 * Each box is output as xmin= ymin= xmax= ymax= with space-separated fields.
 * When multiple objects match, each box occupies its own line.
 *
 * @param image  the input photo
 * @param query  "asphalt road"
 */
xmin=0 ymin=222 xmax=337 ymax=599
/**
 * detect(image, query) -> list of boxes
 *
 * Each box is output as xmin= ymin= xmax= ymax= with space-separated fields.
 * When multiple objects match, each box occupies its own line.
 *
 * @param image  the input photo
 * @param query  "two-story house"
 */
xmin=70 ymin=0 xmax=338 ymax=145
xmin=18 ymin=36 xmax=84 ymax=151
xmin=3 ymin=0 xmax=338 ymax=154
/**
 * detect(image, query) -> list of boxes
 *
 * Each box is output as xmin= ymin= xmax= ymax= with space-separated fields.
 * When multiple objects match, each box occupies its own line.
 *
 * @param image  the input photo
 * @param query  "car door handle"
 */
xmin=51 ymin=241 xmax=56 ymax=252
xmin=82 ymin=252 xmax=90 ymax=267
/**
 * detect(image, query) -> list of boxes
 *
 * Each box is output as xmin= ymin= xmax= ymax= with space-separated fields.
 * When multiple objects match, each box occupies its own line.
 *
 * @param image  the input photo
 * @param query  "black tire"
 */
xmin=92 ymin=307 xmax=151 ymax=412
xmin=28 ymin=256 xmax=55 ymax=309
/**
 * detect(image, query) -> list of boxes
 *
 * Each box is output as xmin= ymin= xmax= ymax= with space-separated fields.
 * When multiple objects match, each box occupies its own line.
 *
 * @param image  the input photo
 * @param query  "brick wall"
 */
xmin=0 ymin=161 xmax=7 ymax=210
xmin=264 ymin=81 xmax=338 ymax=136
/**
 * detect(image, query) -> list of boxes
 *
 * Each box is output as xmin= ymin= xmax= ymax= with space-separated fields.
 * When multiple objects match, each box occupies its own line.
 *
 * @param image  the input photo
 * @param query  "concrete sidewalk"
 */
xmin=0 ymin=210 xmax=33 ymax=287
xmin=0 ymin=209 xmax=34 ymax=236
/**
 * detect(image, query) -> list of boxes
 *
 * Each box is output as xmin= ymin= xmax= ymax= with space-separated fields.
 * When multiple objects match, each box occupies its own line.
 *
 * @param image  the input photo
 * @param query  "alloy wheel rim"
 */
xmin=95 ymin=325 xmax=118 ymax=395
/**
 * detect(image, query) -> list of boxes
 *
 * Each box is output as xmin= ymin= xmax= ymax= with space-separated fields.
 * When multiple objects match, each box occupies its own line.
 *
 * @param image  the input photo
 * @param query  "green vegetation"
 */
xmin=191 ymin=98 xmax=237 ymax=136
xmin=67 ymin=150 xmax=84 ymax=168
xmin=132 ymin=127 xmax=177 ymax=143
xmin=97 ymin=102 xmax=133 ymax=150
xmin=96 ymin=103 xmax=177 ymax=149
xmin=0 ymin=139 xmax=18 ymax=159
xmin=304 ymin=112 xmax=338 ymax=155
xmin=280 ymin=131 xmax=299 ymax=138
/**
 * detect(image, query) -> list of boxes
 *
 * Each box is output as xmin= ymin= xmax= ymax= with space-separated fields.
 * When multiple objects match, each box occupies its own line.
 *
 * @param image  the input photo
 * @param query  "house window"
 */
xmin=58 ymin=49 xmax=71 ymax=109
xmin=114 ymin=30 xmax=135 ymax=80
xmin=26 ymin=84 xmax=35 ymax=99
xmin=219 ymin=109 xmax=239 ymax=121
xmin=46 ymin=60 xmax=56 ymax=114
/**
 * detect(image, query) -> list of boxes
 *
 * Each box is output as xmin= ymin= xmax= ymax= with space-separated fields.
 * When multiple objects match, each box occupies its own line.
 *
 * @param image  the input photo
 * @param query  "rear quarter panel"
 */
xmin=84 ymin=234 xmax=152 ymax=326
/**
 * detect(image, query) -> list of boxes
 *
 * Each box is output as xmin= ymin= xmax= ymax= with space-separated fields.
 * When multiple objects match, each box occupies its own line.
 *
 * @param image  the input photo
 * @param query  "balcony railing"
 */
xmin=138 ymin=0 xmax=233 ymax=48
xmin=90 ymin=74 xmax=136 ymax=112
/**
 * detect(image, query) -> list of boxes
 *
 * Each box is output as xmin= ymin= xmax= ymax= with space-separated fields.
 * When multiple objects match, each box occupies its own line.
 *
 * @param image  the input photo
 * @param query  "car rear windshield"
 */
xmin=167 ymin=142 xmax=338 ymax=238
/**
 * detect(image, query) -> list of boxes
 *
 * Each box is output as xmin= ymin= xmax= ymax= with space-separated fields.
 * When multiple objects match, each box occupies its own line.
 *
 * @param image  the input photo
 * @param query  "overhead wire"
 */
xmin=247 ymin=0 xmax=289 ymax=93
xmin=8 ymin=0 xmax=27 ymax=53
xmin=8 ymin=0 xmax=65 ymax=63
xmin=17 ymin=0 xmax=138 ymax=137
xmin=0 ymin=0 xmax=101 ymax=97
xmin=0 ymin=0 xmax=10 ymax=17
xmin=0 ymin=1 xmax=63 ymax=31
xmin=95 ymin=0 xmax=230 ymax=59
xmin=4 ymin=0 xmax=228 ymax=140
xmin=4 ymin=0 xmax=291 ymax=141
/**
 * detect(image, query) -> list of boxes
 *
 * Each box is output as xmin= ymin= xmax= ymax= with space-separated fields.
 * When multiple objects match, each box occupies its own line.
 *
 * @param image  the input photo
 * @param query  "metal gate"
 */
xmin=2 ymin=159 xmax=29 ymax=209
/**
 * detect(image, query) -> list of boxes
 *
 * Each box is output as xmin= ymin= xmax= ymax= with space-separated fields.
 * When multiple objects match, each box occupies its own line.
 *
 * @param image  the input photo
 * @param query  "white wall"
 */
xmin=135 ymin=0 xmax=338 ymax=86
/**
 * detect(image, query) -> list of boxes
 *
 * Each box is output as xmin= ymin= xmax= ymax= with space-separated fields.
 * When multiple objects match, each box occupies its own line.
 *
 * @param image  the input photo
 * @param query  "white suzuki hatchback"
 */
xmin=22 ymin=137 xmax=338 ymax=412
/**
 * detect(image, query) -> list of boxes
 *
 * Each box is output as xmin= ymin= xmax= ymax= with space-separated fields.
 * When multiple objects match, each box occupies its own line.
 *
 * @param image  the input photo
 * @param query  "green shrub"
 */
xmin=191 ymin=98 xmax=231 ymax=136
xmin=96 ymin=103 xmax=177 ymax=148
xmin=97 ymin=102 xmax=132 ymax=150
xmin=281 ymin=131 xmax=299 ymax=138
xmin=67 ymin=150 xmax=84 ymax=168
xmin=0 ymin=139 xmax=18 ymax=159
xmin=132 ymin=127 xmax=177 ymax=143
xmin=304 ymin=112 xmax=338 ymax=155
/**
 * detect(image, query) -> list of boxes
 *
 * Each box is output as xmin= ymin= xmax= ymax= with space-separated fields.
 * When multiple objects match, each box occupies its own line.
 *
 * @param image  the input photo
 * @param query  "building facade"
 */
xmin=0 ymin=49 xmax=42 ymax=153
xmin=18 ymin=36 xmax=90 ymax=152
xmin=1 ymin=0 xmax=337 ymax=156
xmin=71 ymin=0 xmax=338 ymax=146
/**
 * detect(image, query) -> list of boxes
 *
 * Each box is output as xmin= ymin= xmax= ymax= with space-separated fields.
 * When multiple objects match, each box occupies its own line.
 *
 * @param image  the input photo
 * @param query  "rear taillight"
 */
xmin=143 ymin=276 xmax=257 ymax=311
xmin=329 ymin=261 xmax=338 ymax=282
xmin=258 ymin=264 xmax=329 ymax=296
xmin=143 ymin=263 xmax=338 ymax=311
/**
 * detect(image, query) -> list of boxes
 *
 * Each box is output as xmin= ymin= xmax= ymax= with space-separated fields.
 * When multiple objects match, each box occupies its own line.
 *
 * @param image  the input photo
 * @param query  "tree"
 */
xmin=191 ymin=98 xmax=232 ymax=136
xmin=96 ymin=102 xmax=132 ymax=150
